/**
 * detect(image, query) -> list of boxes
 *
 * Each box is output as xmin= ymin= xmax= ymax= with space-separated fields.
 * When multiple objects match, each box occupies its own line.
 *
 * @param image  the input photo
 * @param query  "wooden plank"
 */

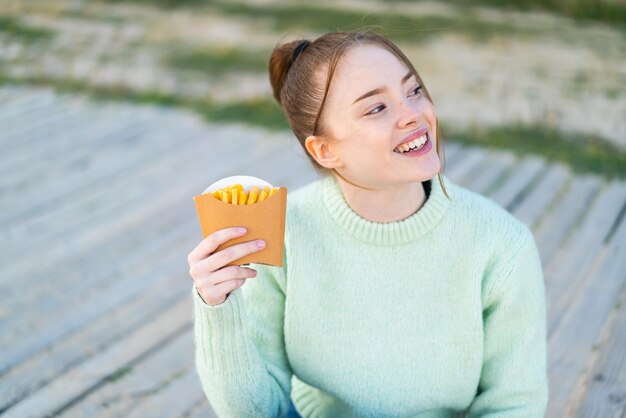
xmin=184 ymin=401 xmax=220 ymax=418
xmin=546 ymin=195 xmax=626 ymax=417
xmin=486 ymin=155 xmax=546 ymax=209
xmin=463 ymin=150 xmax=516 ymax=195
xmin=125 ymin=367 xmax=205 ymax=418
xmin=0 ymin=122 xmax=206 ymax=284
xmin=0 ymin=104 xmax=139 ymax=185
xmin=546 ymin=180 xmax=626 ymax=337
xmin=0 ymin=98 xmax=88 ymax=150
xmin=0 ymin=107 xmax=197 ymax=202
xmin=0 ymin=118 xmax=234 ymax=274
xmin=0 ymin=138 xmax=292 ymax=356
xmin=7 ymin=87 xmax=626 ymax=418
xmin=0 ymin=108 xmax=149 ymax=200
xmin=0 ymin=125 xmax=288 ymax=299
xmin=56 ymin=328 xmax=196 ymax=418
xmin=0 ymin=108 xmax=165 ymax=206
xmin=0 ymin=138 xmax=312 ymax=374
xmin=0 ymin=89 xmax=57 ymax=128
xmin=511 ymin=163 xmax=571 ymax=229
xmin=440 ymin=141 xmax=463 ymax=168
xmin=0 ymin=89 xmax=47 ymax=122
xmin=0 ymin=141 xmax=313 ymax=412
xmin=444 ymin=146 xmax=489 ymax=187
xmin=0 ymin=101 xmax=174 ymax=168
xmin=0 ymin=117 xmax=278 ymax=229
xmin=1 ymin=297 xmax=192 ymax=418
xmin=0 ymin=113 xmax=196 ymax=233
xmin=0 ymin=103 xmax=92 ymax=155
xmin=0 ymin=221 xmax=192 ymax=375
xmin=0 ymin=239 xmax=193 ymax=412
xmin=533 ymin=175 xmax=601 ymax=266
xmin=572 ymin=284 xmax=626 ymax=418
xmin=0 ymin=175 xmax=198 ymax=322
xmin=0 ymin=258 xmax=190 ymax=411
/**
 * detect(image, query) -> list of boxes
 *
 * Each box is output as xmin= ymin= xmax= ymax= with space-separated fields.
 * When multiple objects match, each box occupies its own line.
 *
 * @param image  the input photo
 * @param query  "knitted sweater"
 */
xmin=191 ymin=172 xmax=549 ymax=418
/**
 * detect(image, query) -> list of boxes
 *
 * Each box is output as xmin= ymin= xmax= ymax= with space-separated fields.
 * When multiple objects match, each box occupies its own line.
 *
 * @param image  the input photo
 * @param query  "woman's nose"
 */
xmin=395 ymin=99 xmax=421 ymax=127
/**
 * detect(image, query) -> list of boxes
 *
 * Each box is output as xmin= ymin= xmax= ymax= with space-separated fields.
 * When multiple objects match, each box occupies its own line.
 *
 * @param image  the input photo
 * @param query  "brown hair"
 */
xmin=268 ymin=30 xmax=450 ymax=199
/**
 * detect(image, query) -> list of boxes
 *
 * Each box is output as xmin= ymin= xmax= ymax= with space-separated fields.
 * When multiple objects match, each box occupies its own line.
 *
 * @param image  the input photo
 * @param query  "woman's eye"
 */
xmin=410 ymin=85 xmax=423 ymax=96
xmin=367 ymin=105 xmax=386 ymax=115
xmin=365 ymin=86 xmax=422 ymax=116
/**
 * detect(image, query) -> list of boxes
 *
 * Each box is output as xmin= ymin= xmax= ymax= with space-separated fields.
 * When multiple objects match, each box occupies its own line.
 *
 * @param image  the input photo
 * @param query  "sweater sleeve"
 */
xmin=467 ymin=226 xmax=549 ymax=418
xmin=191 ymin=251 xmax=293 ymax=417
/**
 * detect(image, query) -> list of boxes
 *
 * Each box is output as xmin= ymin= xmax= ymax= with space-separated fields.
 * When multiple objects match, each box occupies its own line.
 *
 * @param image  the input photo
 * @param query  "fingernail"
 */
xmin=256 ymin=240 xmax=265 ymax=247
xmin=238 ymin=227 xmax=247 ymax=234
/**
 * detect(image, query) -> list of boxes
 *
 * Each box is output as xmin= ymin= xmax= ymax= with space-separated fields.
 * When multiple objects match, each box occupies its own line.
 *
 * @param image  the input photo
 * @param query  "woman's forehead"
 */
xmin=337 ymin=45 xmax=410 ymax=83
xmin=331 ymin=46 xmax=412 ymax=95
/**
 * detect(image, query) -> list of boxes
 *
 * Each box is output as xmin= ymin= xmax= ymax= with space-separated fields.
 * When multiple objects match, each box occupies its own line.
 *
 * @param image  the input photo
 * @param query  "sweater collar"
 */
xmin=321 ymin=173 xmax=454 ymax=246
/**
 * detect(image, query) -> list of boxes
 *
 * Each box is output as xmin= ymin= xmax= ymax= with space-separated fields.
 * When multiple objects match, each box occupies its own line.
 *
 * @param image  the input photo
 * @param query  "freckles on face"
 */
xmin=320 ymin=44 xmax=438 ymax=178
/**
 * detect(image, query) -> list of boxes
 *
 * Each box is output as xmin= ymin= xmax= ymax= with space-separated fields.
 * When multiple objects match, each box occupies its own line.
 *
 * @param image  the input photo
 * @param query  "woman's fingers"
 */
xmin=198 ymin=265 xmax=258 ymax=286
xmin=205 ymin=239 xmax=266 ymax=272
xmin=186 ymin=226 xmax=266 ymax=306
xmin=194 ymin=266 xmax=257 ymax=306
xmin=187 ymin=226 xmax=247 ymax=265
xmin=195 ymin=279 xmax=246 ymax=306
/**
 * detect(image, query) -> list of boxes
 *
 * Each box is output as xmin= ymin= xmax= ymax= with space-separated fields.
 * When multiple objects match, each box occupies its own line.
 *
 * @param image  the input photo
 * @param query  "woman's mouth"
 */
xmin=393 ymin=133 xmax=432 ymax=157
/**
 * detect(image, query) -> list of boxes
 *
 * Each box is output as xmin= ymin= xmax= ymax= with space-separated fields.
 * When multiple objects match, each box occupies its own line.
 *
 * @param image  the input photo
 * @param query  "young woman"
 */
xmin=187 ymin=31 xmax=548 ymax=418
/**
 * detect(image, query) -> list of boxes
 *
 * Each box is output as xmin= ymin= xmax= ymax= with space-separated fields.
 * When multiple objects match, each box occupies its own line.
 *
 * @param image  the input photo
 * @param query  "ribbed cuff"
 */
xmin=191 ymin=284 xmax=253 ymax=376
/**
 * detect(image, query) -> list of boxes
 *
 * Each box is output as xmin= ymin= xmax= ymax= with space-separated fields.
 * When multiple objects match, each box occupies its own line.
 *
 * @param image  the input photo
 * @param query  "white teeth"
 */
xmin=394 ymin=134 xmax=427 ymax=153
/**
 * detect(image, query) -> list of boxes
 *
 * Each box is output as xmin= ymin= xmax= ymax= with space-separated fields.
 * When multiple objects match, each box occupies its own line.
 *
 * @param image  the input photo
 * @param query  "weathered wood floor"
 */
xmin=1 ymin=86 xmax=625 ymax=418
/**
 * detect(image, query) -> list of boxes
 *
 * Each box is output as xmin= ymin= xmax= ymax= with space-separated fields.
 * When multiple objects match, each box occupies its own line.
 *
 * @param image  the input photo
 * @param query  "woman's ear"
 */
xmin=305 ymin=135 xmax=344 ymax=169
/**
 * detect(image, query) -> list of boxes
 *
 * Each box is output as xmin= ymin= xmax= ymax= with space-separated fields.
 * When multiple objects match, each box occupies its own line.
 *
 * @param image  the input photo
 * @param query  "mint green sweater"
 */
xmin=192 ymin=173 xmax=549 ymax=418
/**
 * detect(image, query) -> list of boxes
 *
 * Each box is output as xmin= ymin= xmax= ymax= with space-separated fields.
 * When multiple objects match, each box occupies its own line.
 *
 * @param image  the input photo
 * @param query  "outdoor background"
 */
xmin=1 ymin=0 xmax=625 ymax=176
xmin=1 ymin=0 xmax=625 ymax=417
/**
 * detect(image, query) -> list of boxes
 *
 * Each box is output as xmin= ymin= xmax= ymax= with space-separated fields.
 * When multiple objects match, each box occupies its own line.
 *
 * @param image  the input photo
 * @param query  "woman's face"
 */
xmin=307 ymin=44 xmax=441 ymax=190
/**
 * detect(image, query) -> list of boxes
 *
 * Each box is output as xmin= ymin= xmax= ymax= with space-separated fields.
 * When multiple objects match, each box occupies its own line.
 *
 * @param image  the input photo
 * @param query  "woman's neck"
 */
xmin=331 ymin=171 xmax=428 ymax=223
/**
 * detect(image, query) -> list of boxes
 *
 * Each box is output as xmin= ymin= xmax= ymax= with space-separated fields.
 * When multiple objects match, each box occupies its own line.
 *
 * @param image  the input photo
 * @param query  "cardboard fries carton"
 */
xmin=192 ymin=175 xmax=287 ymax=267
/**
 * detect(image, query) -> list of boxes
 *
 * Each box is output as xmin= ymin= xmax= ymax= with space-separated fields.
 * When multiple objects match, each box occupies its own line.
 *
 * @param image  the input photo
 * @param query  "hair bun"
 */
xmin=269 ymin=39 xmax=310 ymax=105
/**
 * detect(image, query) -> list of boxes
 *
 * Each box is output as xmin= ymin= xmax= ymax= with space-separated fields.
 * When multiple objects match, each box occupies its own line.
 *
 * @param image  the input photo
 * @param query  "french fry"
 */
xmin=230 ymin=186 xmax=239 ymax=204
xmin=258 ymin=186 xmax=270 ymax=202
xmin=248 ymin=186 xmax=259 ymax=204
xmin=207 ymin=184 xmax=280 ymax=205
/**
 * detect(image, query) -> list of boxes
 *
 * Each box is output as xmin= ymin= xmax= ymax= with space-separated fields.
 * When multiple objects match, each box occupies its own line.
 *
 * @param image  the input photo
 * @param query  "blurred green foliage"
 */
xmin=443 ymin=123 xmax=626 ymax=180
xmin=100 ymin=1 xmax=526 ymax=43
xmin=166 ymin=46 xmax=268 ymax=76
xmin=198 ymin=3 xmax=523 ymax=43
xmin=387 ymin=0 xmax=626 ymax=29
xmin=0 ymin=16 xmax=54 ymax=42
xmin=100 ymin=0 xmax=626 ymax=29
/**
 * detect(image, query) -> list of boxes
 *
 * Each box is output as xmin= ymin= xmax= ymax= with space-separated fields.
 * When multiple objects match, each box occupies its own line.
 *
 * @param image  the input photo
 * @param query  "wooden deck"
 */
xmin=1 ymin=86 xmax=625 ymax=418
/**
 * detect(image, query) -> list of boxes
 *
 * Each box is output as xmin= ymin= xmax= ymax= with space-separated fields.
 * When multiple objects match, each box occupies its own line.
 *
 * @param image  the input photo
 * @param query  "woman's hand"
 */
xmin=187 ymin=227 xmax=266 ymax=306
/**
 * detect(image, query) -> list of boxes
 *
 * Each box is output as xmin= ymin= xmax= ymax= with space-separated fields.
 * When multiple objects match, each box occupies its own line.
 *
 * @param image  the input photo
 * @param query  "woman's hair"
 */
xmin=268 ymin=30 xmax=449 ymax=198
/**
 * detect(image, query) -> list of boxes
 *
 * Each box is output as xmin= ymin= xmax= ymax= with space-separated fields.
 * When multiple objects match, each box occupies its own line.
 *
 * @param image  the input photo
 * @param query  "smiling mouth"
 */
xmin=393 ymin=132 xmax=429 ymax=154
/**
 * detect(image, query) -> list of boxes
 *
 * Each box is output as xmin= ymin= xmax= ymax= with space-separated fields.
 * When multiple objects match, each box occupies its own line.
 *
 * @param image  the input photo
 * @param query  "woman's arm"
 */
xmin=192 ymin=251 xmax=293 ymax=417
xmin=467 ymin=226 xmax=549 ymax=418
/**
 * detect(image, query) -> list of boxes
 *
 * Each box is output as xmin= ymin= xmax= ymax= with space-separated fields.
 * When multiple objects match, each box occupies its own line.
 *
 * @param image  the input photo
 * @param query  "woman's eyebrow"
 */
xmin=351 ymin=70 xmax=414 ymax=105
